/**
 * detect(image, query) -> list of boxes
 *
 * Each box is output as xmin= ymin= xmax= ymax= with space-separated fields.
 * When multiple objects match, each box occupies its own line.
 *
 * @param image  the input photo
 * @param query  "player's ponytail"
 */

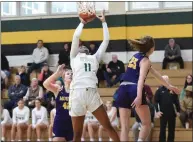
xmin=128 ymin=36 xmax=155 ymax=53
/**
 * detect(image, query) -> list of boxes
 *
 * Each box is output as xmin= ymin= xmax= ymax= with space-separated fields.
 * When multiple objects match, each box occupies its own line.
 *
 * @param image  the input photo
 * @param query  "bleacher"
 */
xmin=1 ymin=62 xmax=192 ymax=141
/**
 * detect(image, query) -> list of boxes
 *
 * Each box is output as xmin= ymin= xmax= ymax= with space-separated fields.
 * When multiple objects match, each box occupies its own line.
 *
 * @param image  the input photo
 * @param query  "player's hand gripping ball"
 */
xmin=79 ymin=11 xmax=96 ymax=22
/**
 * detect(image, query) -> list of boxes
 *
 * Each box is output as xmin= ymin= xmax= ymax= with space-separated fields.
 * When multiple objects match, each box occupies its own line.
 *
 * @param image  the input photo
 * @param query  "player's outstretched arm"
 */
xmin=150 ymin=66 xmax=180 ymax=94
xmin=94 ymin=10 xmax=110 ymax=62
xmin=70 ymin=18 xmax=87 ymax=59
xmin=43 ymin=64 xmax=65 ymax=96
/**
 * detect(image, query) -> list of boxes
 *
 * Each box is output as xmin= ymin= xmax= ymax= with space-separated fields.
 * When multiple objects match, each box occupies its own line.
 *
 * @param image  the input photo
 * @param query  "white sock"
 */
xmin=99 ymin=138 xmax=102 ymax=141
xmin=138 ymin=138 xmax=143 ymax=142
xmin=18 ymin=140 xmax=22 ymax=141
xmin=109 ymin=138 xmax=113 ymax=141
xmin=2 ymin=137 xmax=5 ymax=141
xmin=90 ymin=138 xmax=94 ymax=141
xmin=27 ymin=139 xmax=31 ymax=141
xmin=37 ymin=139 xmax=41 ymax=141
xmin=49 ymin=138 xmax=52 ymax=141
xmin=81 ymin=138 xmax=85 ymax=141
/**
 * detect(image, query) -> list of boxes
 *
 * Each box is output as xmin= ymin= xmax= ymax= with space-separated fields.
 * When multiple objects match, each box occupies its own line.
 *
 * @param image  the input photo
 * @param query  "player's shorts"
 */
xmin=53 ymin=118 xmax=73 ymax=141
xmin=115 ymin=84 xmax=147 ymax=109
xmin=69 ymin=88 xmax=103 ymax=116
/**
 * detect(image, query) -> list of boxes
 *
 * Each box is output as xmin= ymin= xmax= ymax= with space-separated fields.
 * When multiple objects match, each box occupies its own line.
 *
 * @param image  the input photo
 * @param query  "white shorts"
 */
xmin=69 ymin=88 xmax=103 ymax=116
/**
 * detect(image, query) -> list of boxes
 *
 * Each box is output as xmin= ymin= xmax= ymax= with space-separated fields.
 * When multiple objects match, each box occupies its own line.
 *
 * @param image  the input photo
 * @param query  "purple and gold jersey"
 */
xmin=121 ymin=52 xmax=147 ymax=83
xmin=53 ymin=86 xmax=73 ymax=140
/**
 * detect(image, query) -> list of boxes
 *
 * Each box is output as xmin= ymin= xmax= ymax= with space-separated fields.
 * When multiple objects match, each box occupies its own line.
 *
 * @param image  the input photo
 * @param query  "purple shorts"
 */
xmin=115 ymin=84 xmax=147 ymax=109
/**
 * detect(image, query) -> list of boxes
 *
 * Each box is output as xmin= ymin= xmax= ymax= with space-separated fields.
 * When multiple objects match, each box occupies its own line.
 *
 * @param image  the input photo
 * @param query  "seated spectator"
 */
xmin=179 ymin=86 xmax=193 ymax=128
xmin=58 ymin=43 xmax=71 ymax=67
xmin=48 ymin=107 xmax=56 ymax=141
xmin=89 ymin=42 xmax=98 ymax=55
xmin=98 ymin=101 xmax=118 ymax=141
xmin=87 ymin=112 xmax=99 ymax=141
xmin=11 ymin=99 xmax=30 ymax=141
xmin=162 ymin=39 xmax=184 ymax=69
xmin=4 ymin=75 xmax=27 ymax=115
xmin=1 ymin=104 xmax=12 ymax=142
xmin=38 ymin=63 xmax=53 ymax=90
xmin=81 ymin=111 xmax=91 ymax=141
xmin=23 ymin=78 xmax=44 ymax=109
xmin=154 ymin=75 xmax=180 ymax=142
xmin=27 ymin=98 xmax=48 ymax=141
xmin=16 ymin=65 xmax=29 ymax=86
xmin=180 ymin=74 xmax=192 ymax=101
xmin=1 ymin=70 xmax=8 ymax=91
xmin=27 ymin=40 xmax=49 ymax=76
xmin=104 ymin=54 xmax=125 ymax=87
xmin=1 ymin=53 xmax=10 ymax=77
xmin=144 ymin=84 xmax=153 ymax=102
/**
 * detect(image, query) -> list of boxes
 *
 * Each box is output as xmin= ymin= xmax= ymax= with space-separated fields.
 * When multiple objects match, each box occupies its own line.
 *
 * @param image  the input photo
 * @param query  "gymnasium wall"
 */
xmin=1 ymin=11 xmax=192 ymax=66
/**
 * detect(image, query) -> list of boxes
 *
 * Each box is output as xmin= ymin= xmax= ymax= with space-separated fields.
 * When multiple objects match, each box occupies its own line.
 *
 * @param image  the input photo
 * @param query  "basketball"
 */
xmin=79 ymin=12 xmax=96 ymax=22
xmin=77 ymin=2 xmax=96 ymax=22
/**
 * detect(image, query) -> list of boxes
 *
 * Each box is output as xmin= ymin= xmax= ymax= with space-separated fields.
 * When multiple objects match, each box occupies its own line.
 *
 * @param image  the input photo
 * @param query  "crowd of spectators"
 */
xmin=1 ymin=38 xmax=192 ymax=141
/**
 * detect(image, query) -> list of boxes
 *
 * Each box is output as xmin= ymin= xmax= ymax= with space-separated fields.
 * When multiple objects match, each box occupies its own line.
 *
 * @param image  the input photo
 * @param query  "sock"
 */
xmin=27 ymin=139 xmax=31 ymax=141
xmin=81 ymin=138 xmax=85 ymax=141
xmin=1 ymin=137 xmax=5 ymax=141
xmin=90 ymin=138 xmax=94 ymax=141
xmin=49 ymin=138 xmax=52 ymax=141
xmin=99 ymin=138 xmax=102 ymax=141
xmin=37 ymin=139 xmax=41 ymax=141
xmin=138 ymin=138 xmax=143 ymax=142
xmin=18 ymin=140 xmax=22 ymax=141
xmin=109 ymin=138 xmax=113 ymax=141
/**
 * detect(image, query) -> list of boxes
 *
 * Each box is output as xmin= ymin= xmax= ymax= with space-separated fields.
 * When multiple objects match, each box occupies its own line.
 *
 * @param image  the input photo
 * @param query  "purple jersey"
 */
xmin=121 ymin=52 xmax=148 ymax=83
xmin=55 ymin=86 xmax=70 ymax=120
xmin=53 ymin=86 xmax=73 ymax=140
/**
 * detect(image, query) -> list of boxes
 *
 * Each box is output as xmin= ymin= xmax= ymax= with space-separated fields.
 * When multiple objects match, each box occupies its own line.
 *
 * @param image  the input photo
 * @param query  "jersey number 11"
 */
xmin=84 ymin=63 xmax=91 ymax=72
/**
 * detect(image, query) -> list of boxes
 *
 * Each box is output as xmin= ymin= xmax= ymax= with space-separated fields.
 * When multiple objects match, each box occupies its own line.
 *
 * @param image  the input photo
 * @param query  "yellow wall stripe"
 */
xmin=1 ymin=24 xmax=192 ymax=45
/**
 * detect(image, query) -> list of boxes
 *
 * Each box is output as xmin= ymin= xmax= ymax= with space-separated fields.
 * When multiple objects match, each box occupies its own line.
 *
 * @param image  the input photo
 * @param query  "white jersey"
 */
xmin=107 ymin=107 xmax=119 ymax=126
xmin=12 ymin=106 xmax=30 ymax=124
xmin=71 ymin=54 xmax=99 ymax=89
xmin=1 ymin=109 xmax=12 ymax=125
xmin=51 ymin=108 xmax=56 ymax=118
xmin=70 ymin=22 xmax=109 ymax=89
xmin=32 ymin=106 xmax=48 ymax=128
xmin=84 ymin=111 xmax=98 ymax=123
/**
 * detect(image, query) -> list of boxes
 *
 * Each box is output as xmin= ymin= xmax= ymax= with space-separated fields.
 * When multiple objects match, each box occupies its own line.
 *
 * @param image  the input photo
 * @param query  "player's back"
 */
xmin=121 ymin=52 xmax=148 ymax=83
xmin=70 ymin=53 xmax=99 ymax=89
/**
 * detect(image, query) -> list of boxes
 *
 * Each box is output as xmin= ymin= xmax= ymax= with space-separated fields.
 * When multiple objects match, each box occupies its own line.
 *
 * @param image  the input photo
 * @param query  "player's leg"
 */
xmin=48 ymin=124 xmax=53 ymax=141
xmin=135 ymin=105 xmax=151 ymax=141
xmin=11 ymin=124 xmax=17 ymax=141
xmin=1 ymin=124 xmax=12 ymax=141
xmin=81 ymin=123 xmax=88 ymax=141
xmin=132 ymin=122 xmax=140 ymax=141
xmin=53 ymin=137 xmax=66 ymax=141
xmin=27 ymin=124 xmax=33 ymax=141
xmin=71 ymin=116 xmax=85 ymax=141
xmin=98 ymin=125 xmax=104 ymax=141
xmin=17 ymin=123 xmax=28 ymax=141
xmin=119 ymin=107 xmax=131 ymax=141
xmin=87 ymin=122 xmax=99 ymax=141
xmin=36 ymin=123 xmax=47 ymax=141
xmin=92 ymin=105 xmax=120 ymax=141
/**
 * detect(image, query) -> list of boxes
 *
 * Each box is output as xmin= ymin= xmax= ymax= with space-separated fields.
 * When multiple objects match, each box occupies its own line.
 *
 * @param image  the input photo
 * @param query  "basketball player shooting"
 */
xmin=69 ymin=10 xmax=120 ymax=141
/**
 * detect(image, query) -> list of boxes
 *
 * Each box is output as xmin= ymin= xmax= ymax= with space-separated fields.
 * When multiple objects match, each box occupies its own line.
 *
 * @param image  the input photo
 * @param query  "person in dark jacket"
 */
xmin=58 ymin=43 xmax=70 ymax=67
xmin=104 ymin=54 xmax=125 ymax=87
xmin=1 ymin=53 xmax=10 ymax=77
xmin=154 ymin=75 xmax=180 ymax=142
xmin=4 ymin=75 xmax=27 ymax=115
xmin=16 ymin=66 xmax=29 ymax=86
xmin=162 ymin=39 xmax=184 ymax=69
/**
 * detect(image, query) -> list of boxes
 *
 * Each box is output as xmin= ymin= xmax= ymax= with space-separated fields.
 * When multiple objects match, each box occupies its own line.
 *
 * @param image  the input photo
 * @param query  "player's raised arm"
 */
xmin=94 ymin=10 xmax=110 ymax=62
xmin=70 ymin=18 xmax=88 ymax=59
xmin=43 ymin=64 xmax=65 ymax=96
